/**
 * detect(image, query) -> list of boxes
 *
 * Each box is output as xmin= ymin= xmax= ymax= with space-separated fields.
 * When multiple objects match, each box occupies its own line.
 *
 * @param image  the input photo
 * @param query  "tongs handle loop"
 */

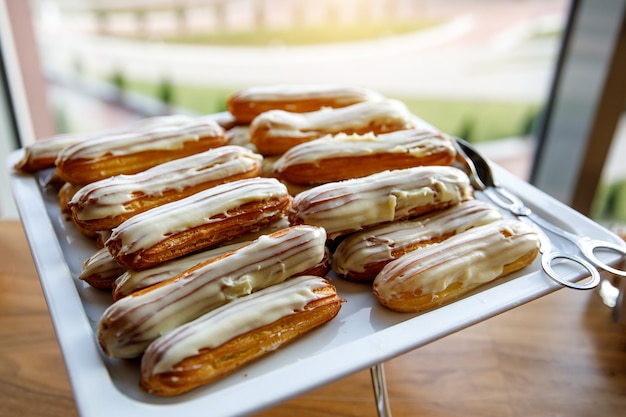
xmin=579 ymin=240 xmax=626 ymax=278
xmin=487 ymin=186 xmax=626 ymax=279
xmin=454 ymin=137 xmax=625 ymax=289
xmin=523 ymin=213 xmax=626 ymax=278
xmin=541 ymin=252 xmax=601 ymax=290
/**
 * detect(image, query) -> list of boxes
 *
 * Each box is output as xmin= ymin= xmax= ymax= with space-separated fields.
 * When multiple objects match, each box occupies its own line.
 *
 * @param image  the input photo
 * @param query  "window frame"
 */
xmin=530 ymin=0 xmax=626 ymax=216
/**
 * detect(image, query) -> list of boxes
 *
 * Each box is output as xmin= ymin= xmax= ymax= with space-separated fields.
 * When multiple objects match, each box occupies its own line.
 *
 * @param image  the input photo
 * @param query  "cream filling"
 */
xmin=332 ymin=200 xmax=503 ymax=276
xmin=115 ymin=217 xmax=291 ymax=298
xmin=273 ymin=129 xmax=453 ymax=172
xmin=291 ymin=166 xmax=472 ymax=235
xmin=252 ymin=99 xmax=414 ymax=137
xmin=71 ymin=146 xmax=262 ymax=221
xmin=143 ymin=275 xmax=330 ymax=375
xmin=373 ymin=220 xmax=539 ymax=299
xmin=106 ymin=177 xmax=288 ymax=254
xmin=98 ymin=225 xmax=327 ymax=358
xmin=113 ymin=243 xmax=242 ymax=298
xmin=56 ymin=119 xmax=224 ymax=162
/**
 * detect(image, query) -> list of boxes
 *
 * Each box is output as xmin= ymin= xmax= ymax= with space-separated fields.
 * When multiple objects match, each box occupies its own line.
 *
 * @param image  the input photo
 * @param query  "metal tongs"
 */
xmin=454 ymin=137 xmax=626 ymax=290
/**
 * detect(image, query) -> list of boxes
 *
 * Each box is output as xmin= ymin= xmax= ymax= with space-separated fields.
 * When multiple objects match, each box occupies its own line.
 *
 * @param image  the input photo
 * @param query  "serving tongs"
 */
xmin=454 ymin=137 xmax=626 ymax=290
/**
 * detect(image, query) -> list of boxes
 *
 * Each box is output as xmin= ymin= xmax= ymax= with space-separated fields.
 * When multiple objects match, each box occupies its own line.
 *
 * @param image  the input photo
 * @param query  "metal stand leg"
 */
xmin=370 ymin=363 xmax=393 ymax=417
xmin=610 ymin=225 xmax=626 ymax=324
xmin=613 ymin=276 xmax=626 ymax=323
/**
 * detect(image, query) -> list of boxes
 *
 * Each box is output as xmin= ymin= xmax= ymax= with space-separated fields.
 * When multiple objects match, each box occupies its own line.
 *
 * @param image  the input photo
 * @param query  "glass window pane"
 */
xmin=30 ymin=0 xmax=569 ymax=183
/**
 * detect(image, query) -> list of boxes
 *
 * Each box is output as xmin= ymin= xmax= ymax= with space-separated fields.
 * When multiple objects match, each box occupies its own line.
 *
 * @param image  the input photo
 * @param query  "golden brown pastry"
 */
xmin=68 ymin=146 xmax=263 ymax=232
xmin=14 ymin=133 xmax=87 ymax=173
xmin=58 ymin=182 xmax=82 ymax=216
xmin=14 ymin=114 xmax=204 ymax=173
xmin=372 ymin=219 xmax=541 ymax=313
xmin=273 ymin=129 xmax=457 ymax=185
xmin=332 ymin=199 xmax=503 ymax=281
xmin=95 ymin=230 xmax=112 ymax=249
xmin=140 ymin=275 xmax=342 ymax=396
xmin=79 ymin=248 xmax=127 ymax=290
xmin=249 ymin=98 xmax=416 ymax=155
xmin=105 ymin=177 xmax=292 ymax=270
xmin=55 ymin=119 xmax=227 ymax=185
xmin=289 ymin=166 xmax=474 ymax=239
xmin=98 ymin=225 xmax=328 ymax=358
xmin=58 ymin=182 xmax=99 ymax=240
xmin=227 ymin=84 xmax=383 ymax=123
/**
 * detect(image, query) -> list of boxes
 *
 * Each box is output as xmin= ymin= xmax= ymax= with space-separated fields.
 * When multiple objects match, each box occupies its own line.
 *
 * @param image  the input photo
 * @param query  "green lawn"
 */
xmin=397 ymin=97 xmax=540 ymax=142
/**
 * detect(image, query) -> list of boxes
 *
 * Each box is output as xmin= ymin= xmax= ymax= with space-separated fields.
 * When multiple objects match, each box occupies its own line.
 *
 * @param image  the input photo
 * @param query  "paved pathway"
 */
xmin=38 ymin=0 xmax=566 ymax=101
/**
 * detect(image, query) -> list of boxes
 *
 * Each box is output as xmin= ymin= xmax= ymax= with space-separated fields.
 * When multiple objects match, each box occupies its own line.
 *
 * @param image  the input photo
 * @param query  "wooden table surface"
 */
xmin=1 ymin=219 xmax=625 ymax=417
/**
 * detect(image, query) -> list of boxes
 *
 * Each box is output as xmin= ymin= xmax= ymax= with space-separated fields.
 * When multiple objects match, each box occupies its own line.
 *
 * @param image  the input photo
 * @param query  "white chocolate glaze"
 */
xmin=142 ymin=275 xmax=332 ymax=376
xmin=18 ymin=133 xmax=86 ymax=166
xmin=119 ymin=114 xmax=198 ymax=133
xmin=69 ymin=146 xmax=262 ymax=222
xmin=195 ymin=112 xmax=237 ymax=129
xmin=112 ymin=217 xmax=290 ymax=299
xmin=106 ymin=177 xmax=289 ymax=257
xmin=232 ymin=84 xmax=383 ymax=105
xmin=79 ymin=247 xmax=126 ymax=283
xmin=58 ymin=182 xmax=82 ymax=211
xmin=251 ymin=99 xmax=415 ymax=139
xmin=226 ymin=126 xmax=256 ymax=150
xmin=272 ymin=129 xmax=454 ymax=174
xmin=15 ymin=114 xmax=197 ymax=171
xmin=332 ymin=199 xmax=503 ymax=278
xmin=56 ymin=118 xmax=224 ymax=163
xmin=373 ymin=219 xmax=540 ymax=302
xmin=98 ymin=225 xmax=327 ymax=358
xmin=290 ymin=166 xmax=473 ymax=236
xmin=113 ymin=243 xmax=242 ymax=299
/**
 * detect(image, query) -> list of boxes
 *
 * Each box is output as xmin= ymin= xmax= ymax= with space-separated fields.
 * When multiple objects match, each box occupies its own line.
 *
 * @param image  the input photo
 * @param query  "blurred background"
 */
xmin=37 ymin=0 xmax=563 ymax=140
xmin=2 ymin=0 xmax=625 ymax=226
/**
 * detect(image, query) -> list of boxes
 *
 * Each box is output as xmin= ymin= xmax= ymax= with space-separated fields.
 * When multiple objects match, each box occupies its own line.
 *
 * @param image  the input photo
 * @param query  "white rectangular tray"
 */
xmin=6 ymin=148 xmax=624 ymax=417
